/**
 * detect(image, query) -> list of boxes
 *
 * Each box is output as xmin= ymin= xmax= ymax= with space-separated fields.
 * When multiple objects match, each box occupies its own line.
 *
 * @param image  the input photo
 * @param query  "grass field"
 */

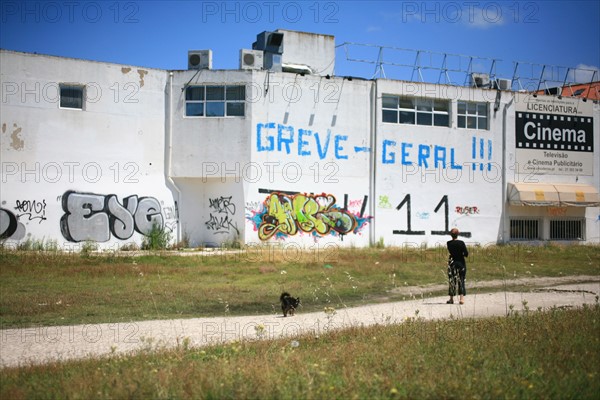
xmin=1 ymin=244 xmax=599 ymax=399
xmin=1 ymin=305 xmax=598 ymax=399
xmin=1 ymin=244 xmax=599 ymax=328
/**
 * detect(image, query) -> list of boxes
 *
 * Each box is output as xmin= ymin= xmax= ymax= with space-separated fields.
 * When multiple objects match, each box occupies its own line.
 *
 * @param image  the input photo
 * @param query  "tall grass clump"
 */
xmin=141 ymin=224 xmax=172 ymax=250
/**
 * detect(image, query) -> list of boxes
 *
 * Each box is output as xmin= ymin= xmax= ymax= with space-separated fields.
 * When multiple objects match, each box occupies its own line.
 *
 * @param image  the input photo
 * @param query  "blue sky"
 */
xmin=1 ymin=1 xmax=599 ymax=85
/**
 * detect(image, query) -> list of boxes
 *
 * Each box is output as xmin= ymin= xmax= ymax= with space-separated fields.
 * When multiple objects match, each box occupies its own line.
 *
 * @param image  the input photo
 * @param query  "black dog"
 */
xmin=280 ymin=292 xmax=300 ymax=317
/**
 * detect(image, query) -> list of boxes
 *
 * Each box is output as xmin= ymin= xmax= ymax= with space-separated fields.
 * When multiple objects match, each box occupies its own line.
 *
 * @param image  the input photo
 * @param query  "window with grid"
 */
xmin=60 ymin=84 xmax=84 ymax=110
xmin=382 ymin=95 xmax=450 ymax=127
xmin=185 ymin=85 xmax=245 ymax=117
xmin=457 ymin=101 xmax=488 ymax=130
xmin=510 ymin=219 xmax=540 ymax=240
xmin=549 ymin=219 xmax=585 ymax=240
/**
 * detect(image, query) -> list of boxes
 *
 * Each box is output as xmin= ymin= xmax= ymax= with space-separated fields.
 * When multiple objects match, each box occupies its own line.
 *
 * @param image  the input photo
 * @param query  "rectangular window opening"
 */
xmin=549 ymin=219 xmax=585 ymax=241
xmin=457 ymin=101 xmax=489 ymax=130
xmin=382 ymin=94 xmax=450 ymax=127
xmin=510 ymin=219 xmax=540 ymax=240
xmin=185 ymin=85 xmax=245 ymax=117
xmin=60 ymin=84 xmax=84 ymax=110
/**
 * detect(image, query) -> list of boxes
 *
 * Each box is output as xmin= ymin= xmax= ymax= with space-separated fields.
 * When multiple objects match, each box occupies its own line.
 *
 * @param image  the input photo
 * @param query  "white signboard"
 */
xmin=515 ymin=96 xmax=594 ymax=176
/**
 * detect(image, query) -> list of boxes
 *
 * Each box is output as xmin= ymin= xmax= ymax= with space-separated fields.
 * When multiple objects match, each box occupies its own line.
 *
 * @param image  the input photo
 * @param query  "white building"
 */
xmin=1 ymin=29 xmax=599 ymax=250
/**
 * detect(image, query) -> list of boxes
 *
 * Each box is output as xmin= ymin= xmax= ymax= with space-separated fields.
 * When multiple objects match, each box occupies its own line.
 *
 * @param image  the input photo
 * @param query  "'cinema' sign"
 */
xmin=515 ymin=96 xmax=594 ymax=176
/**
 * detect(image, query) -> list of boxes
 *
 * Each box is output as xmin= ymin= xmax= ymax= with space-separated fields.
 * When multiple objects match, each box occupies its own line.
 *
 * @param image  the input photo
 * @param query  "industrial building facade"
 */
xmin=1 ymin=30 xmax=599 ymax=250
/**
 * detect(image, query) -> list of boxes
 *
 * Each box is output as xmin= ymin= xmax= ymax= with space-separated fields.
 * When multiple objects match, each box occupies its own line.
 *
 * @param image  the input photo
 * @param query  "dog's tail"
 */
xmin=280 ymin=292 xmax=291 ymax=301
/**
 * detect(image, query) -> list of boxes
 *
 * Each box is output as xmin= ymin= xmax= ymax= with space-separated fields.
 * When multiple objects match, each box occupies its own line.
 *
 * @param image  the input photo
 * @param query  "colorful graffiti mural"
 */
xmin=247 ymin=192 xmax=371 ymax=240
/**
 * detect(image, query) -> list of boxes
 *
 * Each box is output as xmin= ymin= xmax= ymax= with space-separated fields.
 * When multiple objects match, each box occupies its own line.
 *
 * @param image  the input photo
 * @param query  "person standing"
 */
xmin=446 ymin=228 xmax=468 ymax=305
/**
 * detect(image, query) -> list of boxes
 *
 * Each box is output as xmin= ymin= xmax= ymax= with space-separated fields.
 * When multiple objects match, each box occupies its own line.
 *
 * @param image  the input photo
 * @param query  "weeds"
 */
xmin=1 ymin=306 xmax=598 ymax=399
xmin=141 ymin=223 xmax=172 ymax=250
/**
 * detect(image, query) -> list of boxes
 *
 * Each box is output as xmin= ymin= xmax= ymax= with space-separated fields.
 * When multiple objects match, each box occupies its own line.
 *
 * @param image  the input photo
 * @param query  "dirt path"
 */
xmin=1 ymin=276 xmax=599 ymax=369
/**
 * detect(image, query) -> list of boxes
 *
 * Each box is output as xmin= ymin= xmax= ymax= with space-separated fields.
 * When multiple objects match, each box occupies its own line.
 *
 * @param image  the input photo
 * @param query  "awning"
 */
xmin=554 ymin=184 xmax=600 ymax=207
xmin=508 ymin=182 xmax=600 ymax=207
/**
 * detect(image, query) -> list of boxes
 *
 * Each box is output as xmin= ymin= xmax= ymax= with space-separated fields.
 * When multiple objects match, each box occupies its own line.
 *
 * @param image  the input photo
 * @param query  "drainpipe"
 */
xmin=369 ymin=80 xmax=377 ymax=246
xmin=501 ymin=93 xmax=514 ymax=244
xmin=165 ymin=71 xmax=182 ymax=243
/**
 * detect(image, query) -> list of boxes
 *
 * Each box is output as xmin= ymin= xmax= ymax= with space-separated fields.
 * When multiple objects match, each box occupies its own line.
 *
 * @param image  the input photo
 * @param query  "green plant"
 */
xmin=372 ymin=237 xmax=385 ymax=249
xmin=80 ymin=240 xmax=97 ymax=256
xmin=141 ymin=223 xmax=172 ymax=250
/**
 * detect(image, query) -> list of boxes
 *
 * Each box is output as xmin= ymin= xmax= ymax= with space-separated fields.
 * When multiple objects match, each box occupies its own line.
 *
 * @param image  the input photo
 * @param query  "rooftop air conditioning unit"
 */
xmin=494 ymin=78 xmax=512 ymax=91
xmin=240 ymin=49 xmax=264 ymax=70
xmin=470 ymin=73 xmax=490 ymax=88
xmin=188 ymin=50 xmax=212 ymax=70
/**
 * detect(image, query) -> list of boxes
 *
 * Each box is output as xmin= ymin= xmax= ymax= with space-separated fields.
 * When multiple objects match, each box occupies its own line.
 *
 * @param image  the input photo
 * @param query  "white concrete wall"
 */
xmin=244 ymin=72 xmax=373 ymax=247
xmin=1 ymin=50 xmax=177 ymax=249
xmin=2 ymin=48 xmax=598 ymax=250
xmin=374 ymin=80 xmax=506 ymax=247
xmin=276 ymin=29 xmax=335 ymax=76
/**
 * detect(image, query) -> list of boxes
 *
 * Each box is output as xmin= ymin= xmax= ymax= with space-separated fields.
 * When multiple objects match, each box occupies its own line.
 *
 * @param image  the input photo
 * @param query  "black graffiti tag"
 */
xmin=14 ymin=199 xmax=47 ymax=223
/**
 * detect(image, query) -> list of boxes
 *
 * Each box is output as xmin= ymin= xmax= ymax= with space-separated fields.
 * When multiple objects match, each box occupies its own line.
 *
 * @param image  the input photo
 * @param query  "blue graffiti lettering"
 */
xmin=382 ymin=140 xmax=463 ymax=170
xmin=256 ymin=123 xmax=355 ymax=160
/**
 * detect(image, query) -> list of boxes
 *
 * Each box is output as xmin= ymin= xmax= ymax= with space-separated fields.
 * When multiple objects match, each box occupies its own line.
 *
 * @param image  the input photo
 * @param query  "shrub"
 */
xmin=141 ymin=223 xmax=172 ymax=250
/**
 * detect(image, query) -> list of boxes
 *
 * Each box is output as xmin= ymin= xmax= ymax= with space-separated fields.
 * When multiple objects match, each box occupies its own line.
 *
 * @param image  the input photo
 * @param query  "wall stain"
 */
xmin=2 ymin=123 xmax=6 ymax=133
xmin=121 ymin=67 xmax=132 ymax=74
xmin=138 ymin=69 xmax=148 ymax=87
xmin=10 ymin=123 xmax=24 ymax=150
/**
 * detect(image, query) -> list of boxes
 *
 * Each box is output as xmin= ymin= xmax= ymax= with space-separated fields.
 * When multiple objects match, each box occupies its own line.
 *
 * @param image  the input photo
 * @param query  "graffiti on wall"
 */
xmin=60 ymin=190 xmax=165 ymax=242
xmin=247 ymin=190 xmax=372 ymax=240
xmin=205 ymin=196 xmax=239 ymax=235
xmin=0 ymin=198 xmax=47 ymax=240
xmin=163 ymin=203 xmax=179 ymax=233
xmin=14 ymin=199 xmax=47 ymax=223
xmin=0 ymin=207 xmax=26 ymax=240
xmin=256 ymin=123 xmax=371 ymax=160
xmin=393 ymin=194 xmax=472 ymax=237
xmin=381 ymin=136 xmax=493 ymax=171
xmin=455 ymin=206 xmax=480 ymax=215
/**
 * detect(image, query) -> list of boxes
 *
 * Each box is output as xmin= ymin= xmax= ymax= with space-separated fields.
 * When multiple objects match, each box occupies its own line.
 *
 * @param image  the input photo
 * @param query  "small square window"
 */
xmin=60 ymin=85 xmax=84 ymax=109
xmin=434 ymin=100 xmax=449 ymax=112
xmin=206 ymin=102 xmax=225 ymax=117
xmin=186 ymin=87 xmax=204 ymax=101
xmin=226 ymin=86 xmax=245 ymax=101
xmin=434 ymin=114 xmax=449 ymax=127
xmin=382 ymin=109 xmax=398 ymax=123
xmin=417 ymin=112 xmax=432 ymax=125
xmin=416 ymin=99 xmax=432 ymax=112
xmin=382 ymin=95 xmax=399 ymax=108
xmin=186 ymin=103 xmax=204 ymax=117
xmin=206 ymin=86 xmax=225 ymax=100
xmin=399 ymin=111 xmax=415 ymax=124
xmin=227 ymin=102 xmax=245 ymax=116
xmin=399 ymin=97 xmax=414 ymax=109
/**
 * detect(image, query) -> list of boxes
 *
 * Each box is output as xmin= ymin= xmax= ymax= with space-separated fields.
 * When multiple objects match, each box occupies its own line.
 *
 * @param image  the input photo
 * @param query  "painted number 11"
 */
xmin=393 ymin=194 xmax=471 ymax=237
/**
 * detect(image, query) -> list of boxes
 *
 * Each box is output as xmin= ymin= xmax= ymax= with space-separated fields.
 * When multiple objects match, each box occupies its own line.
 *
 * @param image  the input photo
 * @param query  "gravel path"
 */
xmin=1 ymin=277 xmax=599 ymax=369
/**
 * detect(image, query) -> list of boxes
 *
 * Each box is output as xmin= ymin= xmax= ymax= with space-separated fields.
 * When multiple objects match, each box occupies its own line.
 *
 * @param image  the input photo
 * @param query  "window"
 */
xmin=510 ymin=219 xmax=540 ymax=240
xmin=549 ymin=219 xmax=584 ymax=240
xmin=457 ymin=101 xmax=488 ymax=130
xmin=185 ymin=85 xmax=245 ymax=117
xmin=382 ymin=95 xmax=450 ymax=127
xmin=60 ymin=84 xmax=84 ymax=110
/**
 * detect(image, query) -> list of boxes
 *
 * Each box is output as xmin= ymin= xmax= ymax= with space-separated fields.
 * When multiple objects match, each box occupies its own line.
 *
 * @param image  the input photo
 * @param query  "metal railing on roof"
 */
xmin=336 ymin=42 xmax=599 ymax=98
